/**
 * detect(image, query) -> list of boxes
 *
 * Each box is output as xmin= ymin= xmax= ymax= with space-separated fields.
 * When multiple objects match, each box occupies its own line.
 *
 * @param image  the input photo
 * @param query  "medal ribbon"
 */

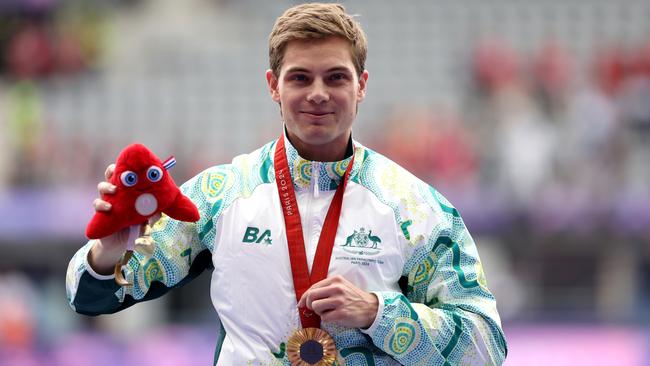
xmin=274 ymin=134 xmax=355 ymax=329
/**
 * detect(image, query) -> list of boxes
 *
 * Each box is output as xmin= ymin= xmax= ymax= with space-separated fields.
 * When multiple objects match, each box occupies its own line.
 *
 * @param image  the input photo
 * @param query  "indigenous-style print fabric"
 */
xmin=67 ymin=136 xmax=507 ymax=365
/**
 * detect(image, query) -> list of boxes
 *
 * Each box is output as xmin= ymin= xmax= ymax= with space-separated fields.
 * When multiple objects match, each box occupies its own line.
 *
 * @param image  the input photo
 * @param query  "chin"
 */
xmin=296 ymin=125 xmax=332 ymax=139
xmin=300 ymin=134 xmax=335 ymax=146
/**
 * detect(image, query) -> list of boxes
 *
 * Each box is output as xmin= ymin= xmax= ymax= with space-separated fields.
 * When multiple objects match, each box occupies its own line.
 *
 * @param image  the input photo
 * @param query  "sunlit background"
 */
xmin=0 ymin=0 xmax=649 ymax=365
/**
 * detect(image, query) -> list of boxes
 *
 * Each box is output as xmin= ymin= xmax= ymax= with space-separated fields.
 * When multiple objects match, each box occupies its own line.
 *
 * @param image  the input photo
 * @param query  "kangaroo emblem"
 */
xmin=344 ymin=230 xmax=357 ymax=247
xmin=341 ymin=227 xmax=382 ymax=255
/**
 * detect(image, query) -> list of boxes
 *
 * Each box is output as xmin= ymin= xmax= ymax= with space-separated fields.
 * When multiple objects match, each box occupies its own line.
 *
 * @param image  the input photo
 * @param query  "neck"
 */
xmin=286 ymin=132 xmax=353 ymax=162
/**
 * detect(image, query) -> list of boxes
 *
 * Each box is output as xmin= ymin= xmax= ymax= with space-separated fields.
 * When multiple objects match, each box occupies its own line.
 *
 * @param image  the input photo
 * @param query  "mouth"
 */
xmin=301 ymin=111 xmax=333 ymax=118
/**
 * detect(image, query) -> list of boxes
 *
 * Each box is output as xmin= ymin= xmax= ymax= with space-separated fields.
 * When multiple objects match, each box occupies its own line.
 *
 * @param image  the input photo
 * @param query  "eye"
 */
xmin=290 ymin=74 xmax=308 ymax=82
xmin=330 ymin=73 xmax=345 ymax=81
xmin=120 ymin=171 xmax=138 ymax=187
xmin=147 ymin=166 xmax=163 ymax=182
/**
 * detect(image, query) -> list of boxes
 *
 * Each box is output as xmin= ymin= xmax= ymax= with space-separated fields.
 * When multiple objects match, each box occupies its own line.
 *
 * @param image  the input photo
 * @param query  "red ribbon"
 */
xmin=274 ymin=135 xmax=355 ymax=329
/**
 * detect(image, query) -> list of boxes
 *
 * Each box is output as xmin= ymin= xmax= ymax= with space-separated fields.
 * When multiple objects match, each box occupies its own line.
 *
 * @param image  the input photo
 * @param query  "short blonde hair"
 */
xmin=268 ymin=3 xmax=367 ymax=77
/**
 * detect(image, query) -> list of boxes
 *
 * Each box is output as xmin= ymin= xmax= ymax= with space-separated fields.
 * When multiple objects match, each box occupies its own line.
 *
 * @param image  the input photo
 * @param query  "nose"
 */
xmin=306 ymin=79 xmax=329 ymax=104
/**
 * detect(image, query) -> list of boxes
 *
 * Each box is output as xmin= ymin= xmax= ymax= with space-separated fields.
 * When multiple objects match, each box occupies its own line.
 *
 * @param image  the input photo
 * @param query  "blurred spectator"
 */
xmin=532 ymin=40 xmax=573 ymax=119
xmin=562 ymin=63 xmax=623 ymax=206
xmin=0 ymin=87 xmax=8 ymax=191
xmin=592 ymin=46 xmax=626 ymax=98
xmin=0 ymin=273 xmax=37 ymax=352
xmin=5 ymin=81 xmax=44 ymax=186
xmin=6 ymin=22 xmax=56 ymax=79
xmin=472 ymin=38 xmax=521 ymax=94
xmin=492 ymin=83 xmax=557 ymax=209
xmin=618 ymin=42 xmax=650 ymax=194
xmin=469 ymin=38 xmax=557 ymax=208
xmin=374 ymin=106 xmax=478 ymax=193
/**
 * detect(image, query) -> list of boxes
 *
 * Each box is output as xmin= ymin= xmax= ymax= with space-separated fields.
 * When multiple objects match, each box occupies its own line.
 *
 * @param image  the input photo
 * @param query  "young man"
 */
xmin=67 ymin=3 xmax=507 ymax=365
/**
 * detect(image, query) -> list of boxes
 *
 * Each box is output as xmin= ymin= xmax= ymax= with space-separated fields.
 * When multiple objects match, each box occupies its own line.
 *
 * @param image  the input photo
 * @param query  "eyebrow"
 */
xmin=283 ymin=66 xmax=354 ymax=75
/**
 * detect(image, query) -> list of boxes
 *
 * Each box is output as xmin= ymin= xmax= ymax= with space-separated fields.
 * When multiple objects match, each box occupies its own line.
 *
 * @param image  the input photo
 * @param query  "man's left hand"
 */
xmin=298 ymin=275 xmax=379 ymax=329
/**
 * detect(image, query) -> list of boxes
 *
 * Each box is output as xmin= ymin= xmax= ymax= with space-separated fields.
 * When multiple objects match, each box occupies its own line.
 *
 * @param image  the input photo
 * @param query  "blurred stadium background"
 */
xmin=1 ymin=0 xmax=649 ymax=365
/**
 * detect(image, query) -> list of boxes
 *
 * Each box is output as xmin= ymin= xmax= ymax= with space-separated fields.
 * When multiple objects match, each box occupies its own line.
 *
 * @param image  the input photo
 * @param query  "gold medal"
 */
xmin=286 ymin=327 xmax=337 ymax=366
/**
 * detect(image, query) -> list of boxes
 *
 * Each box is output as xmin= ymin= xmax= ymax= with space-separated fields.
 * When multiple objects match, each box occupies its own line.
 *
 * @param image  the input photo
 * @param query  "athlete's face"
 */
xmin=266 ymin=37 xmax=368 ymax=161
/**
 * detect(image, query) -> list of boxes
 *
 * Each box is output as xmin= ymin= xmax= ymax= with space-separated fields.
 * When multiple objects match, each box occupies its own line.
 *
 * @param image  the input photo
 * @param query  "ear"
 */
xmin=266 ymin=69 xmax=281 ymax=102
xmin=357 ymin=70 xmax=369 ymax=102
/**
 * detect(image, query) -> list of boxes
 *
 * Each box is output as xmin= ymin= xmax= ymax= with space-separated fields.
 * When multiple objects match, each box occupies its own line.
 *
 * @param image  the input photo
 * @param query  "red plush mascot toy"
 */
xmin=86 ymin=143 xmax=199 ymax=285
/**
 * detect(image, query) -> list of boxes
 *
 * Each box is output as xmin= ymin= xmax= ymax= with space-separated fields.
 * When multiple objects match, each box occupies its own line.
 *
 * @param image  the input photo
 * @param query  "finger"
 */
xmin=320 ymin=308 xmax=354 ymax=325
xmin=299 ymin=284 xmax=329 ymax=308
xmin=301 ymin=284 xmax=342 ymax=311
xmin=93 ymin=198 xmax=112 ymax=212
xmin=310 ymin=297 xmax=341 ymax=316
xmin=105 ymin=164 xmax=116 ymax=180
xmin=148 ymin=213 xmax=162 ymax=226
xmin=308 ymin=285 xmax=340 ymax=303
xmin=299 ymin=287 xmax=323 ymax=309
xmin=139 ymin=222 xmax=149 ymax=236
xmin=309 ymin=275 xmax=346 ymax=290
xmin=319 ymin=308 xmax=343 ymax=323
xmin=299 ymin=276 xmax=348 ymax=307
xmin=97 ymin=181 xmax=117 ymax=195
xmin=298 ymin=291 xmax=308 ymax=308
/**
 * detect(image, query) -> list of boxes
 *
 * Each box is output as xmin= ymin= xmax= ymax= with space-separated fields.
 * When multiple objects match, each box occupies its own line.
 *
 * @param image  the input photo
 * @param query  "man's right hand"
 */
xmin=87 ymin=164 xmax=130 ymax=275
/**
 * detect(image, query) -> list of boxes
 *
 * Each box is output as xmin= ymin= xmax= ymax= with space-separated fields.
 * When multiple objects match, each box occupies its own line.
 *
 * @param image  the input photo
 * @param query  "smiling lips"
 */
xmin=302 ymin=110 xmax=333 ymax=118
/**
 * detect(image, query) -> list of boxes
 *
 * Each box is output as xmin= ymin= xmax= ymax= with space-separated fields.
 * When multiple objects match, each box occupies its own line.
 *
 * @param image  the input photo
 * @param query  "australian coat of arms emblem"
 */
xmin=341 ymin=227 xmax=382 ymax=255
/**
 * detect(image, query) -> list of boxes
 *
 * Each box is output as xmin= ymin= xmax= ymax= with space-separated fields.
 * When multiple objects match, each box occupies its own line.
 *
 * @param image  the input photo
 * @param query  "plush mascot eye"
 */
xmin=120 ymin=171 xmax=138 ymax=187
xmin=147 ymin=166 xmax=163 ymax=182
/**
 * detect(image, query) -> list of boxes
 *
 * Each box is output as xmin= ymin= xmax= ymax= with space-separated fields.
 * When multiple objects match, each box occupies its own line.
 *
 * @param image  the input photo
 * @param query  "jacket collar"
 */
xmin=278 ymin=129 xmax=361 ymax=192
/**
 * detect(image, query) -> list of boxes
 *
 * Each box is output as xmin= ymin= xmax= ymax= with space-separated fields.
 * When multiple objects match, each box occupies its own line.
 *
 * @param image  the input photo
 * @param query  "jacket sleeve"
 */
xmin=362 ymin=187 xmax=507 ymax=365
xmin=66 ymin=171 xmax=216 ymax=316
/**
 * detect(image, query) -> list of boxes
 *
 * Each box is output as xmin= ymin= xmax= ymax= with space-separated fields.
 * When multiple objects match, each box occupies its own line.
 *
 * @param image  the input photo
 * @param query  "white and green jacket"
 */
xmin=67 ymin=136 xmax=507 ymax=365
